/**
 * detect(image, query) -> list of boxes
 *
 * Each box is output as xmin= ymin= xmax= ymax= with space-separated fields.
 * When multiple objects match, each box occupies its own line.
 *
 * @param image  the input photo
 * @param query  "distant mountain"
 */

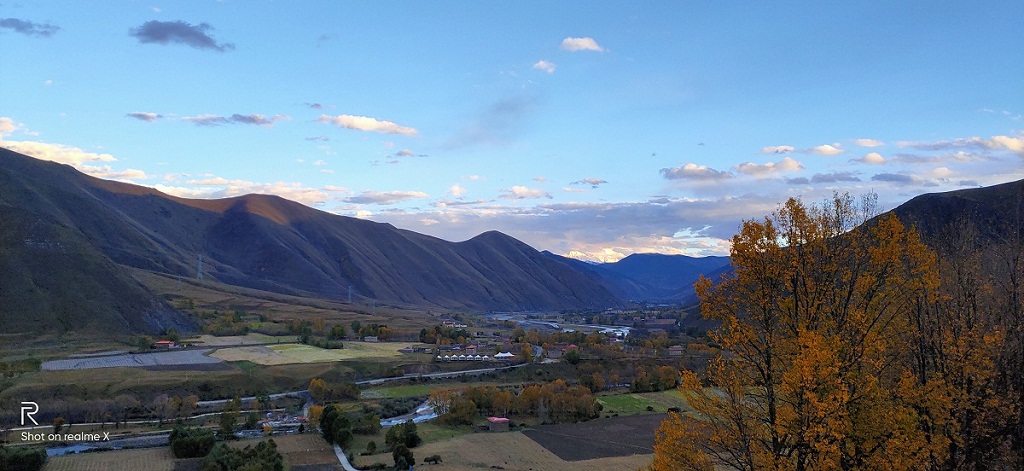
xmin=544 ymin=251 xmax=731 ymax=303
xmin=0 ymin=149 xmax=621 ymax=337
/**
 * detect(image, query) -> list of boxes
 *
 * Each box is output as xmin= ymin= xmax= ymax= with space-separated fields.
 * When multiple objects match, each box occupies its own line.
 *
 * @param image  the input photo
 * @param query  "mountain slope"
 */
xmin=0 ymin=149 xmax=620 ymax=328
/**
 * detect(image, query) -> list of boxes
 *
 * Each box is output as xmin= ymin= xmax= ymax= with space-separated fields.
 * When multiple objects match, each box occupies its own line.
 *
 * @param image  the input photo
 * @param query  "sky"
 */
xmin=2 ymin=1 xmax=1023 ymax=261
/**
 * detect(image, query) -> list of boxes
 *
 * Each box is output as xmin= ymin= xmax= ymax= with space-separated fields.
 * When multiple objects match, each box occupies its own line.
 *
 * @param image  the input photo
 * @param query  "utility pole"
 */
xmin=197 ymin=254 xmax=203 ymax=280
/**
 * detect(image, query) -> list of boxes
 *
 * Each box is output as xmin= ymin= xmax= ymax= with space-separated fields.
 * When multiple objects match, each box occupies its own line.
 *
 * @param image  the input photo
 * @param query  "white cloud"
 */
xmin=77 ymin=164 xmax=148 ymax=181
xmin=317 ymin=114 xmax=418 ymax=135
xmin=736 ymin=156 xmax=803 ymax=176
xmin=162 ymin=177 xmax=334 ymax=206
xmin=660 ymin=163 xmax=732 ymax=180
xmin=313 ymin=159 xmax=327 ymax=166
xmin=449 ymin=184 xmax=467 ymax=197
xmin=0 ymin=117 xmax=23 ymax=136
xmin=812 ymin=143 xmax=845 ymax=156
xmin=572 ymin=178 xmax=608 ymax=188
xmin=182 ymin=113 xmax=288 ymax=127
xmin=1 ymin=139 xmax=116 ymax=165
xmin=344 ymin=190 xmax=429 ymax=205
xmin=560 ymin=37 xmax=604 ymax=52
xmin=532 ymin=176 xmax=547 ymax=183
xmin=467 ymin=175 xmax=482 ymax=181
xmin=854 ymin=138 xmax=885 ymax=147
xmin=532 ymin=60 xmax=556 ymax=73
xmin=562 ymin=187 xmax=587 ymax=193
xmin=500 ymin=185 xmax=553 ymax=200
xmin=858 ymin=152 xmax=886 ymax=164
xmin=760 ymin=145 xmax=795 ymax=154
xmin=897 ymin=134 xmax=1024 ymax=154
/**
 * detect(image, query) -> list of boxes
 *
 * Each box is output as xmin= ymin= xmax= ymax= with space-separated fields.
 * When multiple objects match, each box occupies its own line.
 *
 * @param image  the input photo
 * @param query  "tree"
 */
xmin=309 ymin=378 xmax=328 ymax=403
xmin=169 ymin=426 xmax=216 ymax=458
xmin=650 ymin=194 xmax=939 ymax=471
xmin=219 ymin=396 xmax=241 ymax=439
xmin=392 ymin=445 xmax=414 ymax=470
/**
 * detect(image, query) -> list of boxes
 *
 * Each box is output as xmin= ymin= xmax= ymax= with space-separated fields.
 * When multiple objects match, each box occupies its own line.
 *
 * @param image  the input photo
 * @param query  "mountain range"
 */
xmin=3 ymin=148 xmax=1021 ymax=338
xmin=0 ymin=149 xmax=728 ymax=336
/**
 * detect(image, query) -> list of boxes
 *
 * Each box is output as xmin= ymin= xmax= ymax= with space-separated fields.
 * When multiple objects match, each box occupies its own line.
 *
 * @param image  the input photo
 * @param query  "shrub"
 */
xmin=0 ymin=446 xmax=47 ymax=471
xmin=169 ymin=426 xmax=216 ymax=458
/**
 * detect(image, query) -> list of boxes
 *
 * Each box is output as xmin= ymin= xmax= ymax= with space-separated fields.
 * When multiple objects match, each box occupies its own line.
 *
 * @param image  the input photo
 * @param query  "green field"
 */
xmin=596 ymin=390 xmax=690 ymax=416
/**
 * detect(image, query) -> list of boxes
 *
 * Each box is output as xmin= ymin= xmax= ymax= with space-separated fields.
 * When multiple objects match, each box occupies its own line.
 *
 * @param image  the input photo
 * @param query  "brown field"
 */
xmin=43 ymin=433 xmax=340 ymax=471
xmin=380 ymin=430 xmax=653 ymax=471
xmin=522 ymin=414 xmax=665 ymax=461
xmin=210 ymin=341 xmax=423 ymax=365
xmin=44 ymin=447 xmax=176 ymax=471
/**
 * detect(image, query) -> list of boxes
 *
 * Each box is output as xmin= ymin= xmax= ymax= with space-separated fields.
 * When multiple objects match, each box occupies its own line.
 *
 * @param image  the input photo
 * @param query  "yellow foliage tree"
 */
xmin=650 ymin=194 xmax=939 ymax=471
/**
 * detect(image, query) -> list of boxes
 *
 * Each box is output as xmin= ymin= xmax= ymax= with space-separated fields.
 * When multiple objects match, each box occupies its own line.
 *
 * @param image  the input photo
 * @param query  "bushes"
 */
xmin=201 ymin=439 xmax=283 ymax=471
xmin=169 ymin=426 xmax=216 ymax=458
xmin=0 ymin=446 xmax=47 ymax=471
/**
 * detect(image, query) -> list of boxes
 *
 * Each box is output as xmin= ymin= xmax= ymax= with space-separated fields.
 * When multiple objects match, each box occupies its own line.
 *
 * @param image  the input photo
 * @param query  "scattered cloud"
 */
xmin=126 ymin=112 xmax=162 ymax=122
xmin=736 ymin=157 xmax=803 ymax=176
xmin=760 ymin=145 xmax=795 ymax=154
xmin=660 ymin=163 xmax=732 ymax=181
xmin=871 ymin=173 xmax=914 ymax=184
xmin=306 ymin=103 xmax=324 ymax=109
xmin=183 ymin=113 xmax=287 ymax=127
xmin=0 ymin=18 xmax=60 ymax=37
xmin=856 ymin=152 xmax=885 ymax=164
xmin=532 ymin=176 xmax=547 ymax=183
xmin=158 ymin=178 xmax=334 ymax=206
xmin=500 ymin=186 xmax=552 ymax=200
xmin=0 ymin=117 xmax=23 ymax=137
xmin=0 ymin=135 xmax=149 ymax=182
xmin=562 ymin=187 xmax=587 ymax=193
xmin=313 ymin=159 xmax=327 ymax=166
xmin=344 ymin=190 xmax=429 ymax=205
xmin=129 ymin=20 xmax=234 ymax=52
xmin=449 ymin=184 xmax=467 ymax=197
xmin=890 ymin=151 xmax=987 ymax=164
xmin=854 ymin=138 xmax=885 ymax=147
xmin=811 ymin=143 xmax=845 ymax=156
xmin=317 ymin=114 xmax=418 ymax=135
xmin=532 ymin=60 xmax=556 ymax=73
xmin=560 ymin=36 xmax=604 ymax=52
xmin=786 ymin=171 xmax=860 ymax=185
xmin=305 ymin=136 xmax=330 ymax=142
xmin=897 ymin=134 xmax=1024 ymax=155
xmin=572 ymin=178 xmax=607 ymax=188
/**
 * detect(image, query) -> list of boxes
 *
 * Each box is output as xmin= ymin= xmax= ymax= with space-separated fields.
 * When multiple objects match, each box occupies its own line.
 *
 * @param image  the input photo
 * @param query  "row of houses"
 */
xmin=435 ymin=352 xmax=516 ymax=362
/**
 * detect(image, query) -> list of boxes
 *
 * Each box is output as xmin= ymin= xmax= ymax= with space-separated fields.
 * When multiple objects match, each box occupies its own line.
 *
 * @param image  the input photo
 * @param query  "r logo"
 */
xmin=20 ymin=402 xmax=39 ymax=426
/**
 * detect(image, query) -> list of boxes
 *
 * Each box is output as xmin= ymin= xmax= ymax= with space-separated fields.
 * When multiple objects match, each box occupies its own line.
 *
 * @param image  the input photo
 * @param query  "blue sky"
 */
xmin=2 ymin=1 xmax=1023 ymax=261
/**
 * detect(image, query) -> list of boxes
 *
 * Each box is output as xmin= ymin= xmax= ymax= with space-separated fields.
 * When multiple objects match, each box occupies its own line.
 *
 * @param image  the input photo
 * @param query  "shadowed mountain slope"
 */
xmin=0 ymin=149 xmax=620 ymax=332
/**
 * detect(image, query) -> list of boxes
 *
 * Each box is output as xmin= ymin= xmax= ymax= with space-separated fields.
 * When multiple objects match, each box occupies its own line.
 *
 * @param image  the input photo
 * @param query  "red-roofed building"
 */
xmin=487 ymin=416 xmax=510 ymax=432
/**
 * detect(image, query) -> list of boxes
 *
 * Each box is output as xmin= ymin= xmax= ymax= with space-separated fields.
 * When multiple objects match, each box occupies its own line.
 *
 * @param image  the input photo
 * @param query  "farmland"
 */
xmin=210 ymin=341 xmax=423 ymax=365
xmin=41 ymin=349 xmax=223 ymax=371
xmin=522 ymin=414 xmax=665 ymax=461
xmin=42 ymin=433 xmax=339 ymax=471
xmin=396 ymin=429 xmax=653 ymax=471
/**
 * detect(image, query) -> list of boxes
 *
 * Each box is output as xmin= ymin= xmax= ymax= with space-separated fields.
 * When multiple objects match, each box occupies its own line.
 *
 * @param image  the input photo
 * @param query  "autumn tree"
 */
xmin=651 ymin=193 xmax=939 ymax=471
